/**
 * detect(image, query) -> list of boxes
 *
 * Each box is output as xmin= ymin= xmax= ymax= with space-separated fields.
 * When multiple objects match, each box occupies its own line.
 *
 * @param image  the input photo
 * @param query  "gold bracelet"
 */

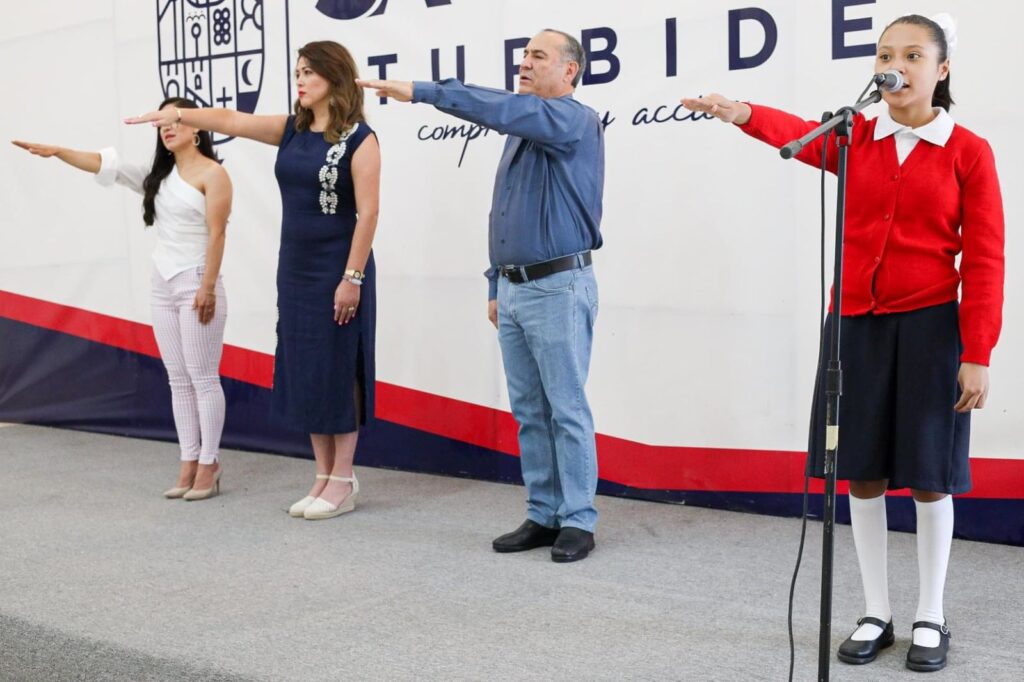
xmin=175 ymin=107 xmax=183 ymax=123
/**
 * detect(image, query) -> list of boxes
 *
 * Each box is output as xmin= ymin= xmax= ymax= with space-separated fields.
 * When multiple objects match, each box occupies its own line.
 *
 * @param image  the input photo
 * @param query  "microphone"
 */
xmin=873 ymin=70 xmax=905 ymax=92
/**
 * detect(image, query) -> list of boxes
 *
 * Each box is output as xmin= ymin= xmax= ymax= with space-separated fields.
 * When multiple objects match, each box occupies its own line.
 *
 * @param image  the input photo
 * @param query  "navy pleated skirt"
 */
xmin=808 ymin=302 xmax=971 ymax=494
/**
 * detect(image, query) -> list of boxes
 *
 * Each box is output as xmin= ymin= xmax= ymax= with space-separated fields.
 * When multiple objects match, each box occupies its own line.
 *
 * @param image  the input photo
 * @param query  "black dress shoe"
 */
xmin=550 ymin=527 xmax=595 ymax=563
xmin=492 ymin=520 xmax=560 ymax=553
xmin=837 ymin=617 xmax=895 ymax=664
xmin=906 ymin=621 xmax=950 ymax=673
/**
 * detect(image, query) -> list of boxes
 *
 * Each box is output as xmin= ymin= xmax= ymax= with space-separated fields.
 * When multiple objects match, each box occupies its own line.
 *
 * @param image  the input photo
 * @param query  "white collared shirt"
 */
xmin=96 ymin=148 xmax=209 ymax=281
xmin=873 ymin=107 xmax=955 ymax=165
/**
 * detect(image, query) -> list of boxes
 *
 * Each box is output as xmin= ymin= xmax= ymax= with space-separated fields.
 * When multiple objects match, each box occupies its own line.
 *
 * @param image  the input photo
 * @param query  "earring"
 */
xmin=193 ymin=133 xmax=200 ymax=146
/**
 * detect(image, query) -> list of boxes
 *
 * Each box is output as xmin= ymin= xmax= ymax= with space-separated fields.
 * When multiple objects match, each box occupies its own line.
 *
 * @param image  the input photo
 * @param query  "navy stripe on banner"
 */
xmin=2 ymin=316 xmax=1021 ymax=547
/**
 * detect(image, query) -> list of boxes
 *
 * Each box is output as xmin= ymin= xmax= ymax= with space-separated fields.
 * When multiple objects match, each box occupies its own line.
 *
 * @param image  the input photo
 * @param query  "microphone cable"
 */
xmin=787 ymin=121 xmax=832 ymax=682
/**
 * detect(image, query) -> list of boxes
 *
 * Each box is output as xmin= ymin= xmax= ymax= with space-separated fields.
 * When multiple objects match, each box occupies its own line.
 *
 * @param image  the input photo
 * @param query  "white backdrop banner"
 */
xmin=1 ymin=1 xmax=1020 ymax=528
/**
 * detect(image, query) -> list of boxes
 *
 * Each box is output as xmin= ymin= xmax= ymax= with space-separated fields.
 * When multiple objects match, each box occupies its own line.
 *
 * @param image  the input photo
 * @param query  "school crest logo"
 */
xmin=315 ymin=0 xmax=451 ymax=21
xmin=156 ymin=0 xmax=265 ymax=144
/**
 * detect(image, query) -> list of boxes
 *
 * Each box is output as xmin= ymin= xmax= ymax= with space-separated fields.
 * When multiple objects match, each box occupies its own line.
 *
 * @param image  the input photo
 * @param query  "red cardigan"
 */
xmin=740 ymin=104 xmax=1005 ymax=366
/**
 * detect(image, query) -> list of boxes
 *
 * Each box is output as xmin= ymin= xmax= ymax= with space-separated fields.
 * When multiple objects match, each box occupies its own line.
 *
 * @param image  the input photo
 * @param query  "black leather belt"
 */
xmin=499 ymin=252 xmax=592 ymax=284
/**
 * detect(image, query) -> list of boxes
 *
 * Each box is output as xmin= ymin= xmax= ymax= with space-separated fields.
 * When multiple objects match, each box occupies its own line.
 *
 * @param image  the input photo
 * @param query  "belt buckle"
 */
xmin=501 ymin=265 xmax=527 ymax=283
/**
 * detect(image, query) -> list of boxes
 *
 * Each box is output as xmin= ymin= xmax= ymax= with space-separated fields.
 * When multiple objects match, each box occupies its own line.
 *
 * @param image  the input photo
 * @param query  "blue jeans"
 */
xmin=497 ymin=263 xmax=599 ymax=532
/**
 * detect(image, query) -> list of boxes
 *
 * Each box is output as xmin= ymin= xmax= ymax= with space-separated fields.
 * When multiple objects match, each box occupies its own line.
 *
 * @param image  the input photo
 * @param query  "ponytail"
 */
xmin=932 ymin=72 xmax=954 ymax=111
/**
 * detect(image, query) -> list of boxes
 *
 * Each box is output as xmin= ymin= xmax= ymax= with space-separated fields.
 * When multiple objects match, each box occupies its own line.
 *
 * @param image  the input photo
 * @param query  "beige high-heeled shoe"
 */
xmin=303 ymin=474 xmax=359 ymax=520
xmin=183 ymin=468 xmax=222 ymax=501
xmin=288 ymin=474 xmax=330 ymax=517
xmin=163 ymin=484 xmax=192 ymax=499
xmin=164 ymin=462 xmax=198 ymax=498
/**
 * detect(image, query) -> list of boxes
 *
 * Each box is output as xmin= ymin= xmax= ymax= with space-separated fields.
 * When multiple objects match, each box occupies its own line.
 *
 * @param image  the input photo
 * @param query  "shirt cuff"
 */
xmin=94 ymin=147 xmax=119 ymax=187
xmin=485 ymin=266 xmax=498 ymax=300
xmin=412 ymin=81 xmax=440 ymax=105
xmin=736 ymin=102 xmax=756 ymax=128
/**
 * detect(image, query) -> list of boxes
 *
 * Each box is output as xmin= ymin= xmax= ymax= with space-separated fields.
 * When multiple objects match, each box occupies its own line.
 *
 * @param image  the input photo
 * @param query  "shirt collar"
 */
xmin=874 ymin=107 xmax=955 ymax=147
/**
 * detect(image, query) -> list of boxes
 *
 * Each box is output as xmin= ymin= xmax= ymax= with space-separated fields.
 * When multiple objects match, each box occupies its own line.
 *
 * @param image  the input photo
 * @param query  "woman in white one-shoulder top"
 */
xmin=13 ymin=97 xmax=233 ymax=501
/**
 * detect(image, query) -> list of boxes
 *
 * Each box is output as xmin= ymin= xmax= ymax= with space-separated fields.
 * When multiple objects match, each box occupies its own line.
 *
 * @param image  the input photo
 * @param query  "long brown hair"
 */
xmin=143 ymin=97 xmax=218 ymax=226
xmin=294 ymin=41 xmax=365 ymax=143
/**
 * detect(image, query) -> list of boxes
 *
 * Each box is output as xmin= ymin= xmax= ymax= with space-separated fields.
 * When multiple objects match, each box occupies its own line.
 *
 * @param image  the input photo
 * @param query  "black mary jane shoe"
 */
xmin=906 ymin=621 xmax=951 ymax=673
xmin=837 ymin=617 xmax=895 ymax=665
xmin=550 ymin=527 xmax=595 ymax=563
xmin=492 ymin=520 xmax=560 ymax=553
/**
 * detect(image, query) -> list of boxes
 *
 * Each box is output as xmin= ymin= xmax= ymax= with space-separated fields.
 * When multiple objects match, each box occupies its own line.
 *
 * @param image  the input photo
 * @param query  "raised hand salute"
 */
xmin=125 ymin=104 xmax=288 ymax=147
xmin=12 ymin=140 xmax=100 ymax=171
xmin=354 ymin=79 xmax=414 ymax=102
xmin=124 ymin=107 xmax=180 ymax=128
xmin=680 ymin=95 xmax=751 ymax=125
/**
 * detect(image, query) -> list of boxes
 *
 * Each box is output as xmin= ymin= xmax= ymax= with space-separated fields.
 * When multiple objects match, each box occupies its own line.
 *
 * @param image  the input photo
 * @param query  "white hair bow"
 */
xmin=930 ymin=13 xmax=958 ymax=59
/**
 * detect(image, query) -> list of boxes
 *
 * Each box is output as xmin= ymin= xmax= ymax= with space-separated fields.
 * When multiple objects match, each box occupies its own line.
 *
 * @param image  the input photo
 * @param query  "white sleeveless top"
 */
xmin=95 ymin=147 xmax=209 ymax=280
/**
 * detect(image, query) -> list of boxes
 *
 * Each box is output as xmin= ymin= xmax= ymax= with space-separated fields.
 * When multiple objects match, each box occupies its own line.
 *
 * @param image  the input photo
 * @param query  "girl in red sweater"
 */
xmin=683 ymin=13 xmax=1004 ymax=673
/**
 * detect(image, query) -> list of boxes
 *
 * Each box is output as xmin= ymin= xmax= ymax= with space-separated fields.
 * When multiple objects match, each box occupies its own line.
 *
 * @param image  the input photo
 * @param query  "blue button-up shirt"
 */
xmin=413 ymin=79 xmax=605 ymax=298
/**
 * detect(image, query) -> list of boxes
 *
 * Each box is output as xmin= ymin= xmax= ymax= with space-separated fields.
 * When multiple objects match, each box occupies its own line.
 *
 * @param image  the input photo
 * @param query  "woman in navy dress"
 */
xmin=129 ymin=41 xmax=381 ymax=519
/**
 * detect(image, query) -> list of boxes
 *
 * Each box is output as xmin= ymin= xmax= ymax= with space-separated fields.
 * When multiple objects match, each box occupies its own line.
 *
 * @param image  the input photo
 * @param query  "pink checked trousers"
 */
xmin=150 ymin=267 xmax=227 ymax=465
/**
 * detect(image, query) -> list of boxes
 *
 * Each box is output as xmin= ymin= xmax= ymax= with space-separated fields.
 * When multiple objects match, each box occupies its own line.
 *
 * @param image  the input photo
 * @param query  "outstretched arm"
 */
xmin=357 ymin=78 xmax=587 ymax=150
xmin=680 ymin=95 xmax=751 ymax=125
xmin=13 ymin=141 xmax=147 ymax=194
xmin=125 ymin=108 xmax=288 ymax=147
xmin=356 ymin=79 xmax=414 ymax=103
xmin=682 ymin=94 xmax=841 ymax=171
xmin=12 ymin=140 xmax=101 ymax=173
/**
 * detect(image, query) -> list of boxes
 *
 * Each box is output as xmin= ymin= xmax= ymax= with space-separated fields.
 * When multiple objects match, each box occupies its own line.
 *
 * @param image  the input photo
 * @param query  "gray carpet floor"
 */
xmin=0 ymin=423 xmax=1020 ymax=681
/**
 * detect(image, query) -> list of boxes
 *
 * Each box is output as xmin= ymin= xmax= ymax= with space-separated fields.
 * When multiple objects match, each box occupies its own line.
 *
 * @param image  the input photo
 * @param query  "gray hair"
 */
xmin=543 ymin=29 xmax=586 ymax=88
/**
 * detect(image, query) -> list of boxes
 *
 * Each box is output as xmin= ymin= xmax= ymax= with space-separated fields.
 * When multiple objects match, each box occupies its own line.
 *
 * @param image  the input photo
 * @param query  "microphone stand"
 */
xmin=780 ymin=78 xmax=882 ymax=682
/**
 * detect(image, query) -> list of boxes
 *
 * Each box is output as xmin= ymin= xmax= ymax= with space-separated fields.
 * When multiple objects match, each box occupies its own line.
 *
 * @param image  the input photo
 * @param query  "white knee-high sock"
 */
xmin=914 ymin=495 xmax=954 ymax=647
xmin=849 ymin=493 xmax=891 ymax=641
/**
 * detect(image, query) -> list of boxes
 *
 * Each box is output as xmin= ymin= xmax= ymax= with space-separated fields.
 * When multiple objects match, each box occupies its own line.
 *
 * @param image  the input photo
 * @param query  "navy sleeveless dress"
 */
xmin=272 ymin=116 xmax=376 ymax=433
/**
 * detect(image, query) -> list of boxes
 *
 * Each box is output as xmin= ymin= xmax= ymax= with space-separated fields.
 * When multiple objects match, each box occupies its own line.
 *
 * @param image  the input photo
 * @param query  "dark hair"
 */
xmin=294 ymin=41 xmax=365 ymax=143
xmin=543 ymin=29 xmax=587 ymax=88
xmin=142 ymin=97 xmax=218 ymax=226
xmin=882 ymin=15 xmax=954 ymax=111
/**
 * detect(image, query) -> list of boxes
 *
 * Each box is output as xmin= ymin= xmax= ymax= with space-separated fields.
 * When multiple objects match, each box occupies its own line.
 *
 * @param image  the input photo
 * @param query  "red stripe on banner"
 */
xmin=1 ymin=290 xmax=161 ymax=358
xmin=0 ymin=290 xmax=273 ymax=388
xmin=219 ymin=345 xmax=274 ymax=389
xmin=3 ymin=289 xmax=1023 ymax=499
xmin=375 ymin=382 xmax=522 ymax=456
xmin=367 ymin=381 xmax=1024 ymax=500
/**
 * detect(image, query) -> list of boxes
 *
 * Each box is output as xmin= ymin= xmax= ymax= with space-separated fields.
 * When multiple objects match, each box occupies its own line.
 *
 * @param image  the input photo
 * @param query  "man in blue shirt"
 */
xmin=359 ymin=29 xmax=604 ymax=562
